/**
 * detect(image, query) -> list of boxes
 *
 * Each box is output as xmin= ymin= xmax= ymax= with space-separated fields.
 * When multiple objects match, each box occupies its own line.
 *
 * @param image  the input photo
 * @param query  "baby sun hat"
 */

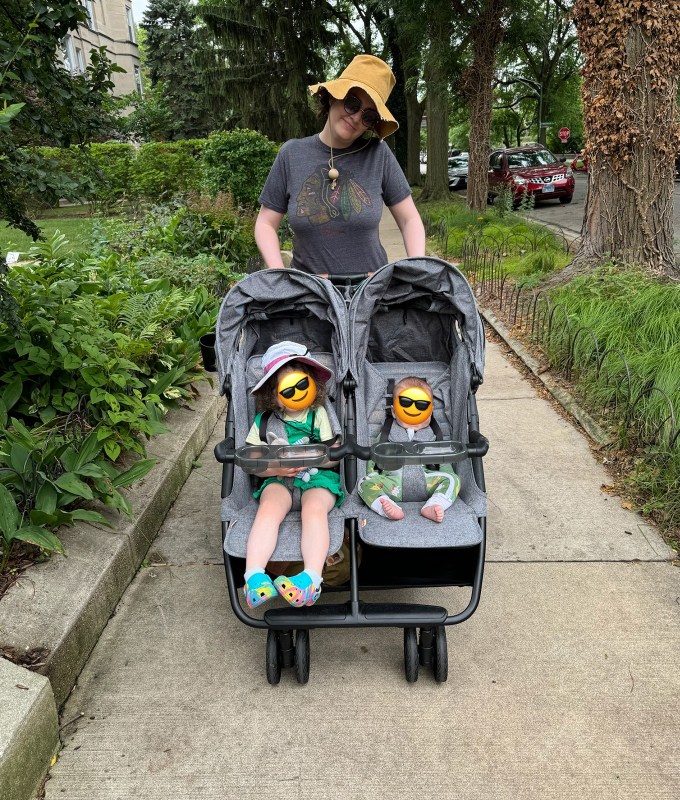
xmin=309 ymin=54 xmax=399 ymax=140
xmin=250 ymin=341 xmax=334 ymax=394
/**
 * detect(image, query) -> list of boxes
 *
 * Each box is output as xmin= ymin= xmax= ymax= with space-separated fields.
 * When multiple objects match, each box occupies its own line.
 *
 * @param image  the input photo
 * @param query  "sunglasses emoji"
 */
xmin=278 ymin=371 xmax=317 ymax=411
xmin=394 ymin=387 xmax=432 ymax=426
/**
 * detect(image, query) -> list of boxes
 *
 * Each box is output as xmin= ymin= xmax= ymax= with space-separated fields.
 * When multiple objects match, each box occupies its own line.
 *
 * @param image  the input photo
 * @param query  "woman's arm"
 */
xmin=388 ymin=195 xmax=426 ymax=257
xmin=254 ymin=206 xmax=286 ymax=268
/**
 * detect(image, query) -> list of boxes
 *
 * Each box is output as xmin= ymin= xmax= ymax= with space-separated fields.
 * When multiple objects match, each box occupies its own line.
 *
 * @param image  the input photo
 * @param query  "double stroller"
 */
xmin=213 ymin=257 xmax=488 ymax=684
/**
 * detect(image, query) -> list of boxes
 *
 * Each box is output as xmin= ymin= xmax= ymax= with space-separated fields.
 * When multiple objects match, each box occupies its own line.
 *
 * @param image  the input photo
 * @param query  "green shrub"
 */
xmin=202 ymin=129 xmax=279 ymax=208
xmin=129 ymin=140 xmax=205 ymax=202
xmin=87 ymin=142 xmax=135 ymax=212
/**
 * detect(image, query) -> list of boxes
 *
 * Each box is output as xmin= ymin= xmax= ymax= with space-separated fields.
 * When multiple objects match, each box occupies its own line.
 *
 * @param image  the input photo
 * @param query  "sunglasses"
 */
xmin=343 ymin=94 xmax=380 ymax=128
xmin=279 ymin=376 xmax=310 ymax=399
xmin=397 ymin=396 xmax=432 ymax=411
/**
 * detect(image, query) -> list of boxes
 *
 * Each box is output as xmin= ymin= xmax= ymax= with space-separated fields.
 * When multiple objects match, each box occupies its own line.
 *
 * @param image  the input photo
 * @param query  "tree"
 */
xmin=0 ymin=1 xmax=117 ymax=242
xmin=573 ymin=0 xmax=680 ymax=276
xmin=198 ymin=0 xmax=336 ymax=142
xmin=457 ymin=0 xmax=511 ymax=211
xmin=142 ymin=0 xmax=230 ymax=140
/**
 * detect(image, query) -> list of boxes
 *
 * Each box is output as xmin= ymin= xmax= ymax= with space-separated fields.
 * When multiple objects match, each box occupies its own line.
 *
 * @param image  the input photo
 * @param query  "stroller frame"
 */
xmin=214 ymin=259 xmax=489 ymax=683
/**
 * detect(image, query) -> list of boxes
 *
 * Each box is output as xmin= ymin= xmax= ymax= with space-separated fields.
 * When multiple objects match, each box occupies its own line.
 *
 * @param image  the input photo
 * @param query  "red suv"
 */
xmin=488 ymin=145 xmax=575 ymax=206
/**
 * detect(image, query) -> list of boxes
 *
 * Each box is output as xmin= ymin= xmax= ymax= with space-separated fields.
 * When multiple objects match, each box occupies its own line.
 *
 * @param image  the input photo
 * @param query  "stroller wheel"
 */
xmin=403 ymin=628 xmax=419 ymax=683
xmin=433 ymin=626 xmax=448 ymax=683
xmin=294 ymin=629 xmax=310 ymax=684
xmin=265 ymin=629 xmax=282 ymax=685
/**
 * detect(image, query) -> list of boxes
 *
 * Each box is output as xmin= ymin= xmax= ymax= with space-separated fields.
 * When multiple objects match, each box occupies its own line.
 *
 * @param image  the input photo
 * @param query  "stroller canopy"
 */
xmin=348 ymin=257 xmax=485 ymax=381
xmin=215 ymin=269 xmax=350 ymax=393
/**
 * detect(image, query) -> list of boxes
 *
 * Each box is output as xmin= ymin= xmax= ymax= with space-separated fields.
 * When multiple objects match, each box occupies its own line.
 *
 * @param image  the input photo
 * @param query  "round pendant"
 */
xmin=328 ymin=167 xmax=339 ymax=181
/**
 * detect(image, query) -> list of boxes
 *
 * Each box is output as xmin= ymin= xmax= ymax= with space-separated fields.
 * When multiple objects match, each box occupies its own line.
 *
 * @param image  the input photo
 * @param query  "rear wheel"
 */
xmin=265 ymin=630 xmax=281 ymax=685
xmin=294 ymin=629 xmax=310 ymax=684
xmin=404 ymin=628 xmax=419 ymax=682
xmin=433 ymin=626 xmax=448 ymax=683
xmin=559 ymin=195 xmax=573 ymax=204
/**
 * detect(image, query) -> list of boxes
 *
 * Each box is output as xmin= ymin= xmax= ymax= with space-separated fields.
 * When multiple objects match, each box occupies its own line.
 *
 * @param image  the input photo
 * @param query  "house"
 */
xmin=61 ymin=0 xmax=142 ymax=98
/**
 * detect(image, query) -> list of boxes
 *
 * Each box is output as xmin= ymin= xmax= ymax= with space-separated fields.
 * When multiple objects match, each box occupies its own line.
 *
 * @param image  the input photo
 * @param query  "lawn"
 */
xmin=0 ymin=205 xmax=95 ymax=256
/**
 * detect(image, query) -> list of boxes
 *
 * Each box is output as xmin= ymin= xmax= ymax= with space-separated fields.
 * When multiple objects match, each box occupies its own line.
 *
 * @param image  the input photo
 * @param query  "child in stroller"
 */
xmin=242 ymin=341 xmax=344 ymax=610
xmin=358 ymin=376 xmax=461 ymax=522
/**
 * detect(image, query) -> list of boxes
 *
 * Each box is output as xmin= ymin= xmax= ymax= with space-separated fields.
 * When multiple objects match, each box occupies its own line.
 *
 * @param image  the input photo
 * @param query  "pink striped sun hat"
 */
xmin=250 ymin=341 xmax=333 ymax=394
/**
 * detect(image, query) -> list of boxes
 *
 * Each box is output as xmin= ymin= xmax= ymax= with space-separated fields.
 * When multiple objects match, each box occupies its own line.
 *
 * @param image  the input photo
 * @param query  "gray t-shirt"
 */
xmin=259 ymin=134 xmax=411 ymax=275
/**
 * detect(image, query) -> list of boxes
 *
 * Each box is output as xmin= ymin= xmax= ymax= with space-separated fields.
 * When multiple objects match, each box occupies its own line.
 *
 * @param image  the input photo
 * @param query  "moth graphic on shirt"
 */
xmin=296 ymin=165 xmax=372 ymax=225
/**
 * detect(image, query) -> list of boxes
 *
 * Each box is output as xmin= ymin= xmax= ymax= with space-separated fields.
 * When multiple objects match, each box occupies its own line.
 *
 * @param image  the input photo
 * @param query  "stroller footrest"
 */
xmin=264 ymin=601 xmax=447 ymax=628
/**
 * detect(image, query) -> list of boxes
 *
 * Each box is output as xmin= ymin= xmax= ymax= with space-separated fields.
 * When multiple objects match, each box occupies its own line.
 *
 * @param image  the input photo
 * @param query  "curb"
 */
xmin=0 ymin=382 xmax=225 ymax=800
xmin=480 ymin=306 xmax=612 ymax=446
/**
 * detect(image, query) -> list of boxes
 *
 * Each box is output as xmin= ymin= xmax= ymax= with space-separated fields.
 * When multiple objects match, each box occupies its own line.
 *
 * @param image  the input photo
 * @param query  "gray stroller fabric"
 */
xmin=348 ymin=258 xmax=487 ymax=549
xmin=215 ymin=269 xmax=352 ymax=561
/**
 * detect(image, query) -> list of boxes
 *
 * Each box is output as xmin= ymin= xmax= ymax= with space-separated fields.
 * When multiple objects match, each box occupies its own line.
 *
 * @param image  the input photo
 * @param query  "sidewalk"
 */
xmin=6 ymin=208 xmax=680 ymax=800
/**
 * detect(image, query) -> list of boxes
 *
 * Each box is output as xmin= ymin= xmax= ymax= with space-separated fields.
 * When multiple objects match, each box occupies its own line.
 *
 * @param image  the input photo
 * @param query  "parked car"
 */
xmin=488 ymin=145 xmax=575 ymax=206
xmin=570 ymin=153 xmax=589 ymax=172
xmin=448 ymin=152 xmax=469 ymax=189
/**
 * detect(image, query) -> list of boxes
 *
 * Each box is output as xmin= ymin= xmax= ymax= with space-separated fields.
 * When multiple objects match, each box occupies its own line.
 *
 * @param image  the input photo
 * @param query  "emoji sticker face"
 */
xmin=394 ymin=386 xmax=432 ymax=426
xmin=278 ymin=370 xmax=317 ymax=411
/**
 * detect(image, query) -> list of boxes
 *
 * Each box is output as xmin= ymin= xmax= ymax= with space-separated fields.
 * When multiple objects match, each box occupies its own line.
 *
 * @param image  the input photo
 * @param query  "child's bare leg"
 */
xmin=299 ymin=487 xmax=334 ymax=575
xmin=245 ymin=482 xmax=292 ymax=571
xmin=274 ymin=487 xmax=334 ymax=607
xmin=378 ymin=496 xmax=404 ymax=519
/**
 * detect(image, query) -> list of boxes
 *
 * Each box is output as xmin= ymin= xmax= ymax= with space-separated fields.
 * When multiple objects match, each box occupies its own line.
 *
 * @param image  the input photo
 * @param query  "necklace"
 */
xmin=327 ymin=138 xmax=372 ymax=189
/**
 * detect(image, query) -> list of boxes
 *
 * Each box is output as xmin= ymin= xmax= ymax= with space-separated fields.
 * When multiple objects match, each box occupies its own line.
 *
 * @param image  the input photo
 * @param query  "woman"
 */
xmin=255 ymin=54 xmax=425 ymax=274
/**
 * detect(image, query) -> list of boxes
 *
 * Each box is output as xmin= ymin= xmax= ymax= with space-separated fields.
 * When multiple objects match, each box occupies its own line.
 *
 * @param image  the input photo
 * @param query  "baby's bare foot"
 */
xmin=379 ymin=496 xmax=404 ymax=520
xmin=421 ymin=504 xmax=444 ymax=523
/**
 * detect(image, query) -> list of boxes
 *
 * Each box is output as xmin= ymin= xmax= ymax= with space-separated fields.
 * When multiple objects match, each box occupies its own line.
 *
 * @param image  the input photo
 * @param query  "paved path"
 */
xmin=44 ymin=209 xmax=679 ymax=800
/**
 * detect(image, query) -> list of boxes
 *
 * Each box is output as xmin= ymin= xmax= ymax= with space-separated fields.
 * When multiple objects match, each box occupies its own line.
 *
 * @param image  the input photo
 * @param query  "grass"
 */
xmin=1 ymin=205 xmax=95 ymax=256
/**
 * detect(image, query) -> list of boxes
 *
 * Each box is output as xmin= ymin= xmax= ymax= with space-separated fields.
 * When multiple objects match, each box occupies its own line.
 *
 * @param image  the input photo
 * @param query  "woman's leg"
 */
xmin=245 ymin=482 xmax=292 ymax=571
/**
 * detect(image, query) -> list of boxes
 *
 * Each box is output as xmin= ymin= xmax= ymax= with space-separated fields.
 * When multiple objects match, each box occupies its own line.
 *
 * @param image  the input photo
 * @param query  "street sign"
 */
xmin=559 ymin=127 xmax=571 ymax=143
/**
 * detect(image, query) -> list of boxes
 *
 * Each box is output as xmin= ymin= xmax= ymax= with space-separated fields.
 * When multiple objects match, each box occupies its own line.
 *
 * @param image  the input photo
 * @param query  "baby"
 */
xmin=358 ymin=377 xmax=460 ymax=523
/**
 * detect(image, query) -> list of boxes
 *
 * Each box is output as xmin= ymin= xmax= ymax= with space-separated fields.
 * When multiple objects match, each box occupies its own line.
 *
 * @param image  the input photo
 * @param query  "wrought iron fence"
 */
xmin=458 ymin=236 xmax=679 ymax=453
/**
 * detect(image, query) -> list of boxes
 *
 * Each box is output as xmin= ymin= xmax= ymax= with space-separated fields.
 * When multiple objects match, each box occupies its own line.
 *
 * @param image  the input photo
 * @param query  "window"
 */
xmin=126 ymin=6 xmax=136 ymax=42
xmin=489 ymin=153 xmax=503 ymax=171
xmin=134 ymin=65 xmax=143 ymax=97
xmin=75 ymin=47 xmax=85 ymax=74
xmin=61 ymin=35 xmax=75 ymax=73
xmin=85 ymin=0 xmax=96 ymax=30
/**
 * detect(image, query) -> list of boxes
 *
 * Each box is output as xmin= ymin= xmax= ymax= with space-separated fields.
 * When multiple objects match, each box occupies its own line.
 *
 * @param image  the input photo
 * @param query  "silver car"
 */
xmin=448 ymin=152 xmax=469 ymax=189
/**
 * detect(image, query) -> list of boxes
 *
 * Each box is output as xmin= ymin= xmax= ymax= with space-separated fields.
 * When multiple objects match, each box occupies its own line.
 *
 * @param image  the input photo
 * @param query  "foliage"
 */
xmin=0 ymin=226 xmax=224 ymax=569
xmin=0 ymin=0 xmax=120 ymax=242
xmin=129 ymin=141 xmax=205 ymax=201
xmin=198 ymin=0 xmax=336 ymax=141
xmin=141 ymin=0 xmax=230 ymax=140
xmin=202 ymin=129 xmax=280 ymax=208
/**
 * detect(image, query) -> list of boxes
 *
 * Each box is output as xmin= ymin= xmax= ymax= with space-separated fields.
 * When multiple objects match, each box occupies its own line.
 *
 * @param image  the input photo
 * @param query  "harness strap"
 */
xmin=258 ymin=408 xmax=318 ymax=443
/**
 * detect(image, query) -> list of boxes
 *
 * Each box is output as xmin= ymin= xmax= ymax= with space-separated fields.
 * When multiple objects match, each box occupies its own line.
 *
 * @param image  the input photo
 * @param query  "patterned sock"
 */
xmin=274 ymin=569 xmax=322 ymax=607
xmin=243 ymin=569 xmax=277 ymax=609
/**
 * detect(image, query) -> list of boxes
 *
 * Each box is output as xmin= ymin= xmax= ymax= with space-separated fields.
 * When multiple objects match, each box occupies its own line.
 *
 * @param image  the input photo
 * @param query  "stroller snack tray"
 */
xmin=235 ymin=443 xmax=329 ymax=473
xmin=371 ymin=439 xmax=467 ymax=470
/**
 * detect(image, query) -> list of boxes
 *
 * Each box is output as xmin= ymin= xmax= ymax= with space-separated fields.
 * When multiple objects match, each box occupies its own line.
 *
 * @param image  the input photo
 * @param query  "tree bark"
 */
xmin=573 ymin=2 xmax=680 ymax=276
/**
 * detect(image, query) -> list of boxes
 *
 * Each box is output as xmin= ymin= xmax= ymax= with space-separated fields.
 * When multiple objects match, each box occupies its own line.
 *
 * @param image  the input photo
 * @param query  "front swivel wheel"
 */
xmin=294 ymin=629 xmax=310 ymax=684
xmin=404 ymin=627 xmax=419 ymax=682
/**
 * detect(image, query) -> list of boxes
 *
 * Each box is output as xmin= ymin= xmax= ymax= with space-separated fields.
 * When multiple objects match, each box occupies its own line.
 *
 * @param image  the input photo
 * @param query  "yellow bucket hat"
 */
xmin=309 ymin=54 xmax=399 ymax=140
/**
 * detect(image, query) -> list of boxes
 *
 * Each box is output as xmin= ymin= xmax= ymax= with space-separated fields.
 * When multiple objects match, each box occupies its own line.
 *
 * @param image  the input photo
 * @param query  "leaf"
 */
xmin=63 ymin=353 xmax=81 ymax=370
xmin=14 ymin=525 xmax=64 ymax=555
xmin=70 ymin=509 xmax=112 ymax=527
xmin=0 ymin=484 xmax=19 ymax=535
xmin=104 ymin=440 xmax=121 ymax=461
xmin=35 ymin=481 xmax=58 ymax=514
xmin=1 ymin=377 xmax=23 ymax=411
xmin=73 ymin=431 xmax=102 ymax=470
xmin=54 ymin=473 xmax=94 ymax=500
xmin=9 ymin=443 xmax=29 ymax=474
xmin=112 ymin=458 xmax=156 ymax=488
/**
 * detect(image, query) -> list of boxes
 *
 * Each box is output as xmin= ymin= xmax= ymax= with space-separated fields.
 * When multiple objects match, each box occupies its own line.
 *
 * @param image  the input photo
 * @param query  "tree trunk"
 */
xmin=573 ymin=2 xmax=680 ymax=276
xmin=405 ymin=89 xmax=424 ymax=185
xmin=420 ymin=1 xmax=451 ymax=201
xmin=462 ymin=2 xmax=506 ymax=212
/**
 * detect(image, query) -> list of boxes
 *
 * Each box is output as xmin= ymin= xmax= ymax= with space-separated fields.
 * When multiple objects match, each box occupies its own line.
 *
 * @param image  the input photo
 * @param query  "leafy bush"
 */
xmin=86 ymin=143 xmax=136 ymax=212
xmin=129 ymin=140 xmax=205 ymax=202
xmin=0 ymin=231 xmax=216 ymax=563
xmin=201 ymin=129 xmax=279 ymax=208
